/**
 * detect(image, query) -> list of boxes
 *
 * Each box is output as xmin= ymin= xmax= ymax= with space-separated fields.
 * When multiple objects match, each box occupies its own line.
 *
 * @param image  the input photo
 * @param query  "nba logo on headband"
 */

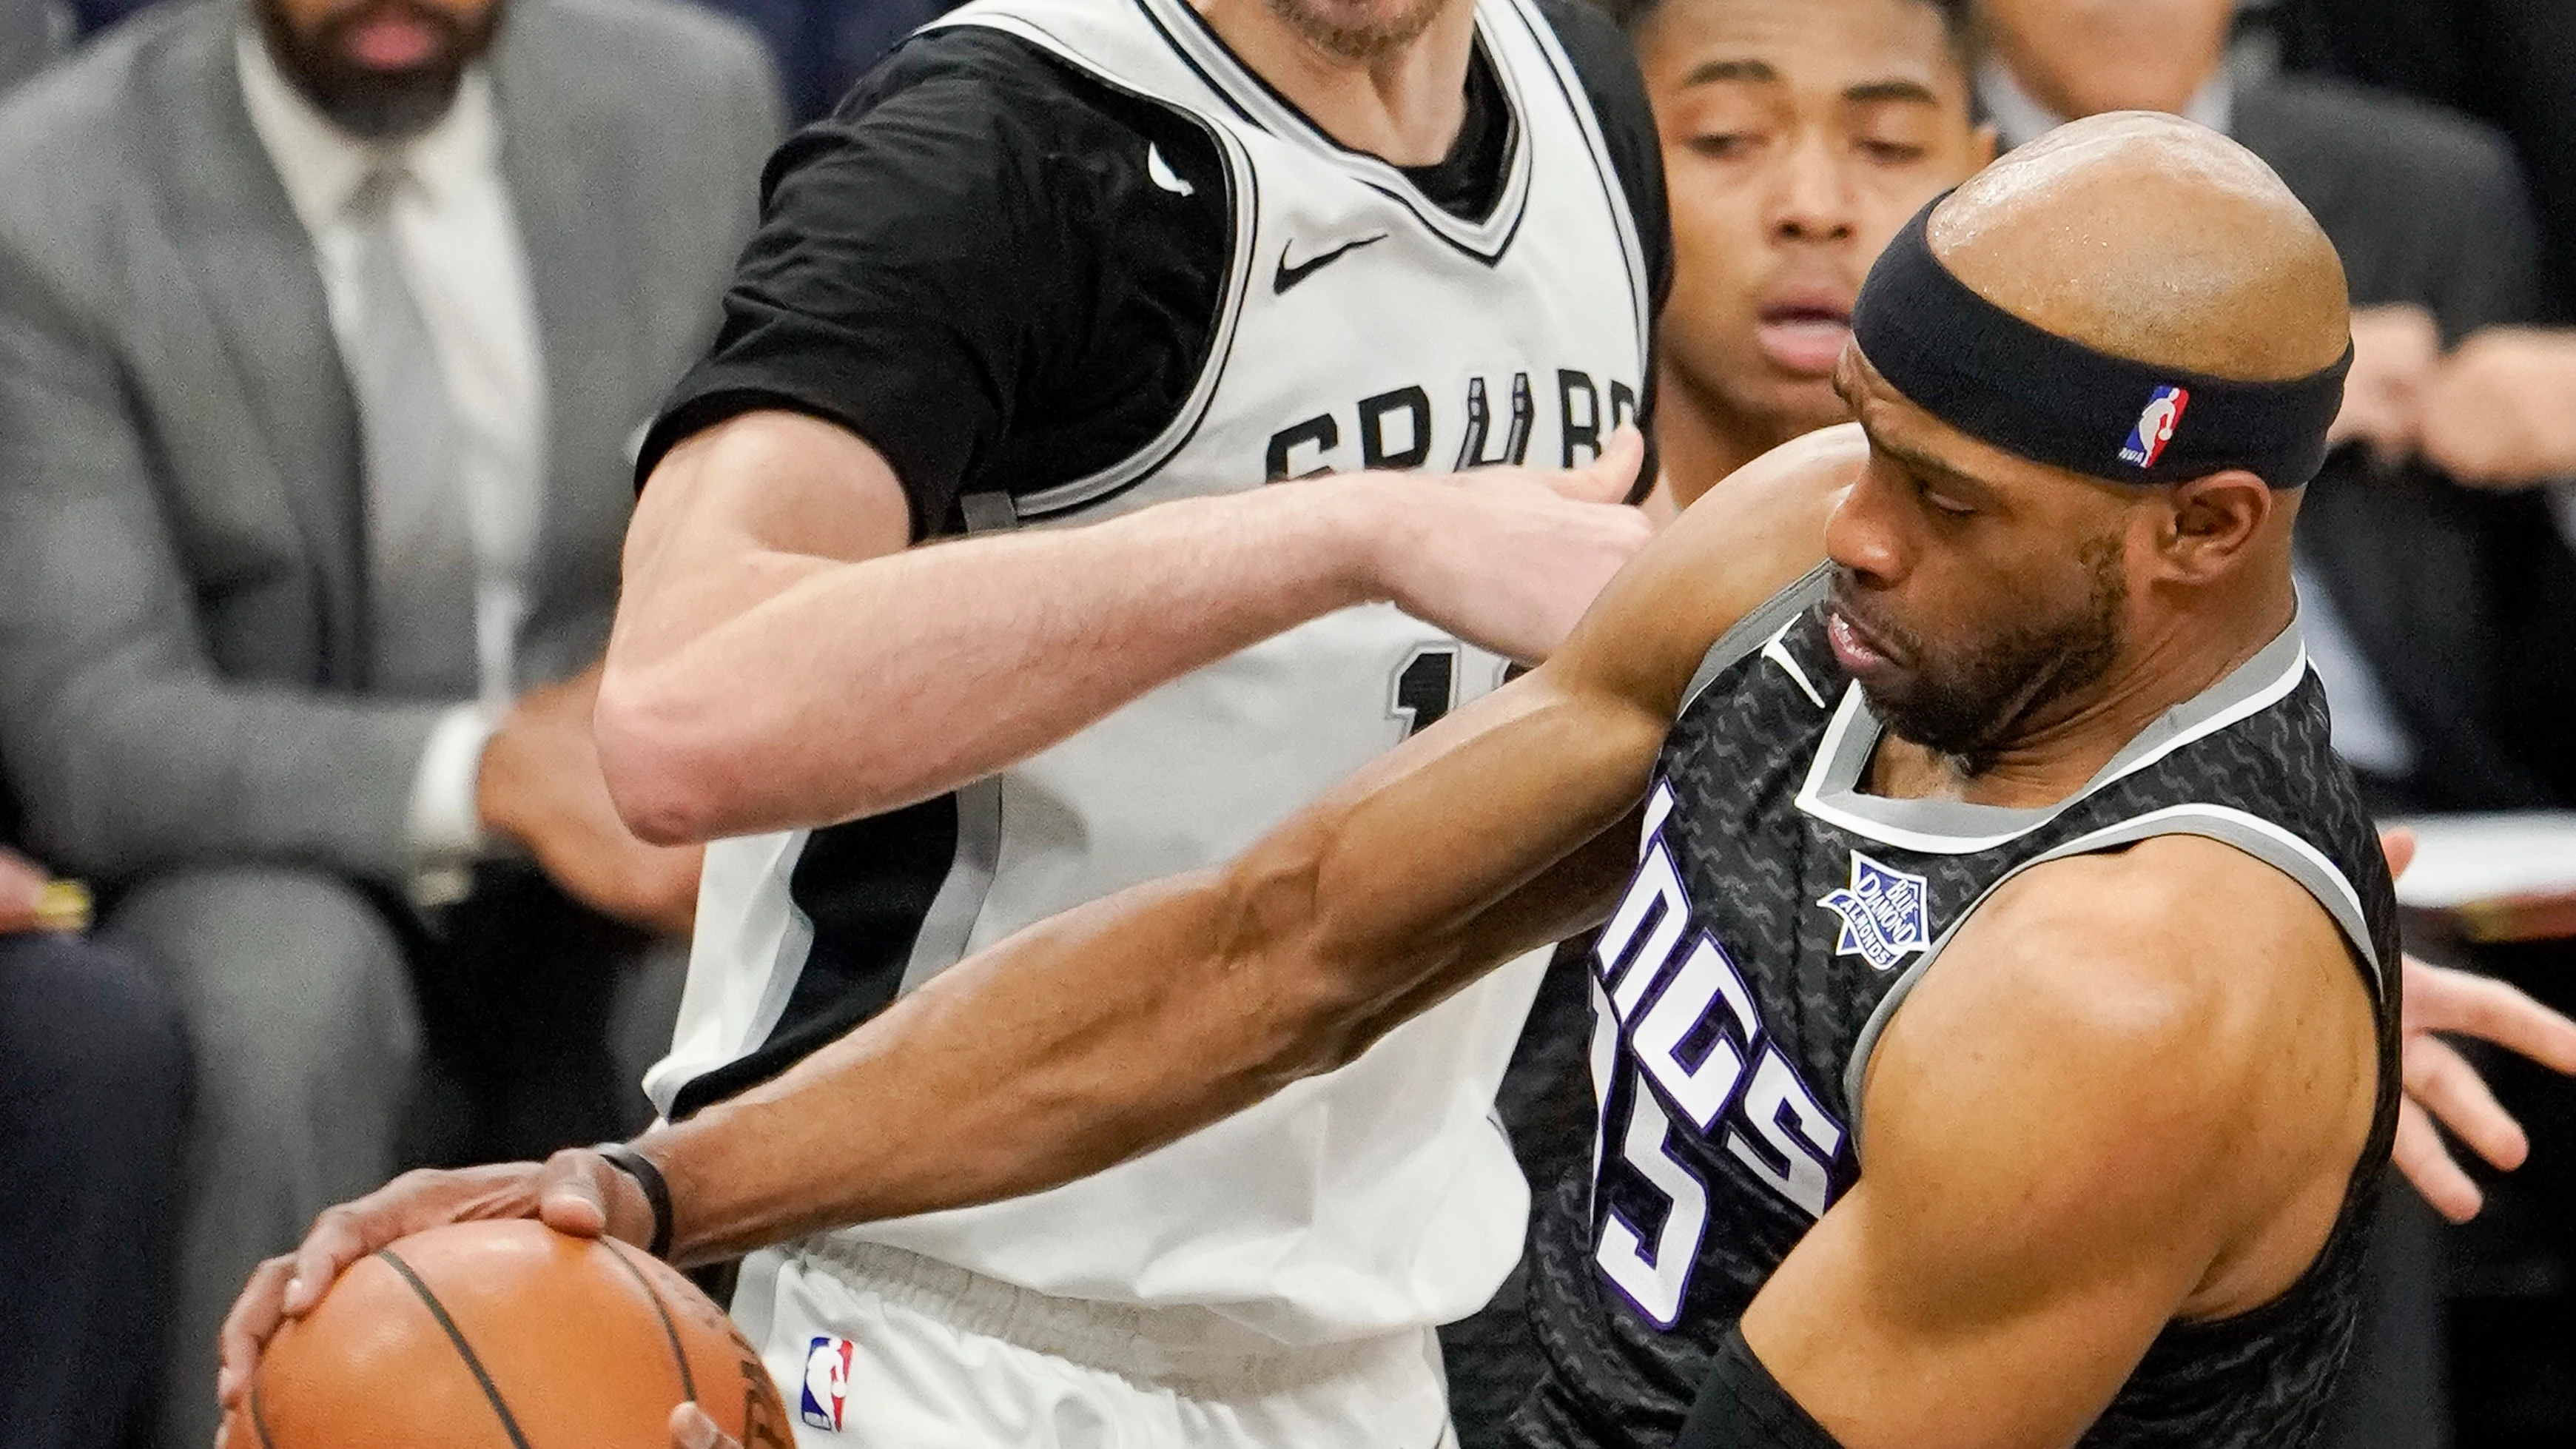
xmin=2119 ymin=386 xmax=2191 ymax=468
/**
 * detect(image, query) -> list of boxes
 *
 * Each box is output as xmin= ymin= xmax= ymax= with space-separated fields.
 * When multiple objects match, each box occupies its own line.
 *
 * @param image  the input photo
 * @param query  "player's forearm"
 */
xmin=637 ymin=866 xmax=1373 ymax=1261
xmin=599 ymin=473 xmax=1413 ymax=844
xmin=635 ymin=687 xmax=1649 ymax=1261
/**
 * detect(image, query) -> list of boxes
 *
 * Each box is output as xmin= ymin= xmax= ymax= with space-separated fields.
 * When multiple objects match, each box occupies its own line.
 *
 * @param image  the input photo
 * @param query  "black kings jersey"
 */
xmin=1513 ymin=569 xmax=2401 ymax=1449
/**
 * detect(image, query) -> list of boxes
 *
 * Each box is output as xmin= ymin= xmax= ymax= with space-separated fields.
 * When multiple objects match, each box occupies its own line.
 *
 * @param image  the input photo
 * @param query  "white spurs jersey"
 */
xmin=647 ymin=0 xmax=1655 ymax=1345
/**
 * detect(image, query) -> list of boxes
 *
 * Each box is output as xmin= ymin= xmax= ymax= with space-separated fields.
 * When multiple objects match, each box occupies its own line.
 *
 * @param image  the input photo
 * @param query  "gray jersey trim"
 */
xmin=897 ymin=777 xmax=1006 ymax=995
xmin=1130 ymin=0 xmax=1538 ymax=261
xmin=1839 ymin=804 xmax=2382 ymax=1151
xmin=1796 ymin=619 xmax=2313 ymax=855
xmin=1679 ymin=564 xmax=1833 ymax=713
xmin=924 ymin=8 xmax=1262 ymax=521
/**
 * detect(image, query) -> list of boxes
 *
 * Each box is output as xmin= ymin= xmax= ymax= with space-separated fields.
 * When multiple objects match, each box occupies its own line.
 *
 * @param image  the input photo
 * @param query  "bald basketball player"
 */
xmin=1617 ymin=0 xmax=2573 ymax=1223
xmin=223 ymin=113 xmax=2409 ymax=1448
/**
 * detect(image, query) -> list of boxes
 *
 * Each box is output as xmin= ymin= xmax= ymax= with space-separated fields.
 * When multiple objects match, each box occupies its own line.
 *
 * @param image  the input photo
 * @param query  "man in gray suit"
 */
xmin=0 ymin=0 xmax=778 ymax=1439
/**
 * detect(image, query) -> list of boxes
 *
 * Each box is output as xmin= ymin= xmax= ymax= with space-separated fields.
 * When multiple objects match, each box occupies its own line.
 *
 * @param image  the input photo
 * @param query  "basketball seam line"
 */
xmin=249 ymin=1382 xmax=278 ymax=1449
xmin=375 ymin=1247 xmax=537 ymax=1449
xmin=599 ymin=1238 xmax=701 ymax=1405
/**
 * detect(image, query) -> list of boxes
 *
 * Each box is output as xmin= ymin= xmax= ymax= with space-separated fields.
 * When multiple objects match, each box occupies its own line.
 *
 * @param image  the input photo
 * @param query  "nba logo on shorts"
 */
xmin=799 ymin=1335 xmax=853 ymax=1433
xmin=2118 ymin=385 xmax=2191 ymax=468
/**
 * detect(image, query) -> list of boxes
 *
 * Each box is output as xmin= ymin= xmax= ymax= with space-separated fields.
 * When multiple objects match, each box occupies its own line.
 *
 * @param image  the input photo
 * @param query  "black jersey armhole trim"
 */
xmin=925 ymin=13 xmax=1257 ymax=523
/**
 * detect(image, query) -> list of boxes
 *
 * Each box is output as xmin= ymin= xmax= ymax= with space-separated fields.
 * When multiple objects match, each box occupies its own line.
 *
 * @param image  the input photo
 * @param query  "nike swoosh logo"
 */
xmin=1273 ymin=232 xmax=1388 ymax=294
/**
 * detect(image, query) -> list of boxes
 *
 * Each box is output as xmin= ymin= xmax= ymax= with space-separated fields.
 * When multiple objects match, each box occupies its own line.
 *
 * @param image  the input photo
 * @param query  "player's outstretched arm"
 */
xmin=632 ymin=428 xmax=1863 ymax=1260
xmin=1694 ymin=837 xmax=2381 ymax=1449
xmin=594 ymin=411 xmax=1654 ymax=844
xmin=211 ymin=427 xmax=1859 ymax=1408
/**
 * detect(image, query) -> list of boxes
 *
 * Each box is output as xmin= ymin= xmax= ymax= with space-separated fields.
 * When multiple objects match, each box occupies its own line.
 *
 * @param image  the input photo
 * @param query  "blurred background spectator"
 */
xmin=0 ymin=0 xmax=776 ymax=1443
xmin=694 ymin=0 xmax=956 ymax=122
xmin=31 ymin=0 xmax=950 ymax=121
xmin=2270 ymin=0 xmax=2576 ymax=324
xmin=0 ymin=779 xmax=190 ymax=1449
xmin=0 ymin=16 xmax=189 ymax=1449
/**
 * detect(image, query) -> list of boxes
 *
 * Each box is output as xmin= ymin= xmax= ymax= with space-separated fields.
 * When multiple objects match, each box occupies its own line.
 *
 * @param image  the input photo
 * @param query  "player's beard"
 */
xmin=1262 ymin=0 xmax=1449 ymax=63
xmin=1832 ymin=532 xmax=2129 ymax=776
xmin=255 ymin=0 xmax=502 ymax=141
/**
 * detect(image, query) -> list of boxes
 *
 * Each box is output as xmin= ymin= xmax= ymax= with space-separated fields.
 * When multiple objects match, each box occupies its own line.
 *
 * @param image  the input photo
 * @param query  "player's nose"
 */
xmin=1769 ymin=132 xmax=1858 ymax=243
xmin=1824 ymin=458 xmax=1911 ymax=585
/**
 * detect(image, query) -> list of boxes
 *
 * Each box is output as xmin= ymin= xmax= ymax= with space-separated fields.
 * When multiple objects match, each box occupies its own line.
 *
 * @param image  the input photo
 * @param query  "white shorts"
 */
xmin=734 ymin=1239 xmax=1460 ymax=1449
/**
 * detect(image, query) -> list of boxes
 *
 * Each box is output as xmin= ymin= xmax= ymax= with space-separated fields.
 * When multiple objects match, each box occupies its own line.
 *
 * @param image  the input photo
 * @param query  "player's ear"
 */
xmin=2157 ymin=469 xmax=2274 ymax=582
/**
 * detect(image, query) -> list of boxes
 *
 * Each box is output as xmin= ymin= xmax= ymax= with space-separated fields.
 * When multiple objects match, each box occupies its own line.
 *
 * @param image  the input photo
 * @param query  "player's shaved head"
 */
xmin=1926 ymin=112 xmax=2350 ymax=383
xmin=1822 ymin=113 xmax=2347 ymax=775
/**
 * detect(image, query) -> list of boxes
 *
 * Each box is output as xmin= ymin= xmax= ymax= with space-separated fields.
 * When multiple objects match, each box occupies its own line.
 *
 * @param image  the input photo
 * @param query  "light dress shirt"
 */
xmin=238 ymin=31 xmax=548 ymax=884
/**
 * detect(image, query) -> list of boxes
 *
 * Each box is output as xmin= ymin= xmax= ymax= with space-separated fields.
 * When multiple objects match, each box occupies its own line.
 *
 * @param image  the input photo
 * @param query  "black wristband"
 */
xmin=1676 ymin=1324 xmax=1849 ymax=1449
xmin=593 ymin=1141 xmax=674 ymax=1260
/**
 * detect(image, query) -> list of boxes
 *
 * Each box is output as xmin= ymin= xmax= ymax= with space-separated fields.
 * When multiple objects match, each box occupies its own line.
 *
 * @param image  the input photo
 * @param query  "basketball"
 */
xmin=241 ymin=1221 xmax=789 ymax=1449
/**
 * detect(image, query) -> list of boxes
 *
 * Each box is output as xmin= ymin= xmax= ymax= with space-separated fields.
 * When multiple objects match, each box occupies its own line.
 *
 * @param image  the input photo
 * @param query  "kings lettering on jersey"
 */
xmin=1588 ymin=778 xmax=1853 ymax=1329
xmin=1265 ymin=368 xmax=1641 ymax=480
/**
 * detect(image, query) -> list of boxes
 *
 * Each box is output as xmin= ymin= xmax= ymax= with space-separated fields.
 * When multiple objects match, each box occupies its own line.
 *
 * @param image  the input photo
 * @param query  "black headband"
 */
xmin=1849 ymin=195 xmax=2351 ymax=489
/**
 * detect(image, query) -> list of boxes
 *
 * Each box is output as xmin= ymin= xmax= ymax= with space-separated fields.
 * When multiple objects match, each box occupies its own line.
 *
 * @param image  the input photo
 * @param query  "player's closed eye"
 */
xmin=1687 ymin=130 xmax=1763 ymax=159
xmin=1911 ymin=473 xmax=1976 ymax=517
xmin=1857 ymin=138 xmax=1928 ymax=164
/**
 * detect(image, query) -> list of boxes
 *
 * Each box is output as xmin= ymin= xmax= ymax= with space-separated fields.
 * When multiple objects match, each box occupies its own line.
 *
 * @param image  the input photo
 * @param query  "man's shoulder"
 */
xmin=0 ymin=1 xmax=207 ymax=166
xmin=1877 ymin=834 xmax=2371 ymax=1149
xmin=2238 ymin=73 xmax=2523 ymax=207
xmin=1948 ymin=834 xmax=2366 ymax=1046
xmin=502 ymin=0 xmax=776 ymax=114
xmin=0 ymin=1 xmax=219 ymax=258
xmin=1529 ymin=0 xmax=1657 ymax=157
xmin=791 ymin=21 xmax=1216 ymax=226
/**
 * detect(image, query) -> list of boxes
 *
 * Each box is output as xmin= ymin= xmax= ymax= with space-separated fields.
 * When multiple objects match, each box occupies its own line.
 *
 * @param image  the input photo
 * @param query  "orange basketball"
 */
xmin=243 ymin=1220 xmax=790 ymax=1449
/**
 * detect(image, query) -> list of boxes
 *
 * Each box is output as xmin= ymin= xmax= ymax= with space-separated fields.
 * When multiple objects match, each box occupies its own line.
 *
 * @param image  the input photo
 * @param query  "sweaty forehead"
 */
xmin=1639 ymin=0 xmax=1961 ymax=98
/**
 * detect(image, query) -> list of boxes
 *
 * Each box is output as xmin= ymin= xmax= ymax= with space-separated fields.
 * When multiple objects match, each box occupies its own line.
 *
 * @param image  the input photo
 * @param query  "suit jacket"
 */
xmin=2277 ymin=0 xmax=2576 ymax=323
xmin=2234 ymin=74 xmax=2564 ymax=811
xmin=0 ymin=0 xmax=58 ymax=94
xmin=0 ymin=0 xmax=781 ymax=883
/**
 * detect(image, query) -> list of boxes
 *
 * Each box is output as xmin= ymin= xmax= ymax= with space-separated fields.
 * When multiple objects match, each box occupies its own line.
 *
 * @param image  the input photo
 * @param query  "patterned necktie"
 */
xmin=346 ymin=167 xmax=477 ymax=698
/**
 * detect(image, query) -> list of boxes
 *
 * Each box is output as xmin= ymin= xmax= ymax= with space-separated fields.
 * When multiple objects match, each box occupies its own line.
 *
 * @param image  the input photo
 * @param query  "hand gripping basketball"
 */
xmin=215 ymin=1148 xmax=664 ymax=1439
xmin=230 ymin=1218 xmax=784 ymax=1449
